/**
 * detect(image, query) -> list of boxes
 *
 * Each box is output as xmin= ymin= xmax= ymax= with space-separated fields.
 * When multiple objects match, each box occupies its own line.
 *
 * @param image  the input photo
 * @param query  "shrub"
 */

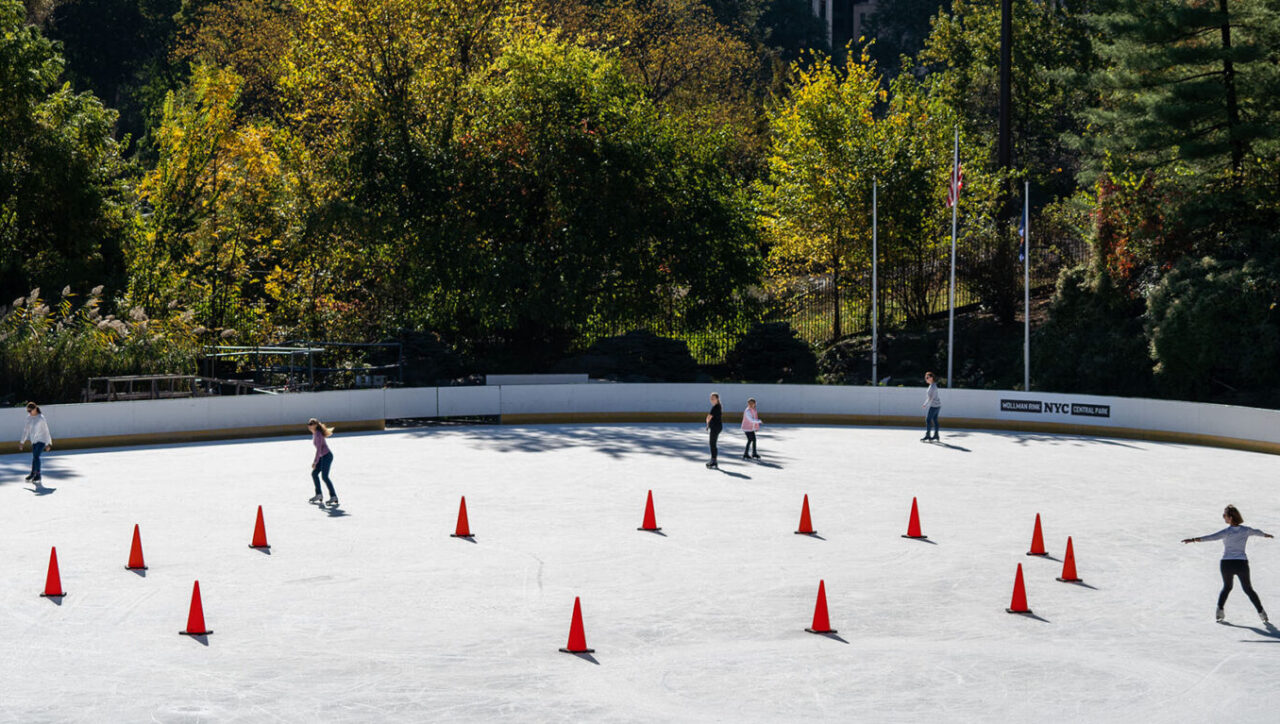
xmin=724 ymin=322 xmax=818 ymax=383
xmin=0 ymin=287 xmax=203 ymax=403
xmin=398 ymin=330 xmax=471 ymax=386
xmin=1146 ymin=256 xmax=1280 ymax=400
xmin=1032 ymin=267 xmax=1152 ymax=396
xmin=553 ymin=330 xmax=699 ymax=381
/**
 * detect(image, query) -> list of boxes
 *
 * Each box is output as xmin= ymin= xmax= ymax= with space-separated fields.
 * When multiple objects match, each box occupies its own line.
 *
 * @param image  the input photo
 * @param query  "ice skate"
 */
xmin=1259 ymin=609 xmax=1269 ymax=624
xmin=326 ymin=496 xmax=339 ymax=507
xmin=705 ymin=460 xmax=717 ymax=469
xmin=308 ymin=494 xmax=323 ymax=504
xmin=1216 ymin=607 xmax=1225 ymax=622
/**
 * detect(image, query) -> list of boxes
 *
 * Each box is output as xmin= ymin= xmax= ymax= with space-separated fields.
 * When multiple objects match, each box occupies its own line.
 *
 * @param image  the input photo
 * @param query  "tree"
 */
xmin=133 ymin=65 xmax=298 ymax=337
xmin=0 ymin=0 xmax=135 ymax=304
xmin=760 ymin=51 xmax=996 ymax=338
xmin=440 ymin=31 xmax=761 ymax=364
xmin=1088 ymin=0 xmax=1280 ymax=183
xmin=759 ymin=53 xmax=881 ymax=341
xmin=1083 ymin=0 xmax=1280 ymax=257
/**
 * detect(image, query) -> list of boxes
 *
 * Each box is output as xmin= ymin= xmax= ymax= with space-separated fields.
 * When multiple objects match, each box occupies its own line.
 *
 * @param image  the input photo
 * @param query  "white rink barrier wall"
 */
xmin=3 ymin=384 xmax=1280 ymax=455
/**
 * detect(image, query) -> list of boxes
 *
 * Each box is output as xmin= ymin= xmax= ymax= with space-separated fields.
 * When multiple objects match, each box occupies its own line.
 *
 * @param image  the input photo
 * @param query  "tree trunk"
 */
xmin=831 ymin=250 xmax=842 ymax=342
xmin=1218 ymin=0 xmax=1245 ymax=177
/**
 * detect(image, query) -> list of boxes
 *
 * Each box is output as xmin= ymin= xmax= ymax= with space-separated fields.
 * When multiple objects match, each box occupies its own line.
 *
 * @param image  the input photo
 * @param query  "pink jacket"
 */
xmin=741 ymin=406 xmax=761 ymax=432
xmin=312 ymin=428 xmax=332 ymax=464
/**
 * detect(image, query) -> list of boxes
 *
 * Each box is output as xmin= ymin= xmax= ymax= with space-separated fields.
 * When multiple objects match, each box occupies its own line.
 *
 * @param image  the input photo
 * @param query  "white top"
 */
xmin=20 ymin=414 xmax=53 ymax=446
xmin=1199 ymin=525 xmax=1269 ymax=560
xmin=924 ymin=383 xmax=941 ymax=408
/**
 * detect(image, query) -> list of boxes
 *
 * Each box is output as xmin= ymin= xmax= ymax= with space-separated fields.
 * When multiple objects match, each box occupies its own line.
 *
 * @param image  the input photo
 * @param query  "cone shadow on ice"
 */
xmin=128 ymin=567 xmax=147 ymax=578
xmin=798 ymin=532 xmax=827 ymax=540
xmin=813 ymin=631 xmax=849 ymax=644
xmin=1007 ymin=611 xmax=1050 ymax=623
xmin=1059 ymin=579 xmax=1098 ymax=590
xmin=42 ymin=593 xmax=64 ymax=606
xmin=566 ymin=651 xmax=599 ymax=665
xmin=182 ymin=633 xmax=210 ymax=647
xmin=639 ymin=528 xmax=667 ymax=537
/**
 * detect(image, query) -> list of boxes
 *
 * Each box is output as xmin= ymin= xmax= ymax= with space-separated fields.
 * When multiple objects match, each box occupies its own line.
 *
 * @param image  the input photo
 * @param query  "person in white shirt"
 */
xmin=18 ymin=402 xmax=53 ymax=482
xmin=740 ymin=398 xmax=762 ymax=460
xmin=921 ymin=371 xmax=941 ymax=442
xmin=1182 ymin=504 xmax=1273 ymax=623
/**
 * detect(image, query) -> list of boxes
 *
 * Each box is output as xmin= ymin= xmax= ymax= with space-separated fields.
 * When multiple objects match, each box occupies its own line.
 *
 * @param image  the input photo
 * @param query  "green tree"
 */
xmin=133 ymin=65 xmax=299 ymax=337
xmin=441 ymin=31 xmax=761 ymax=364
xmin=0 ymin=0 xmax=135 ymax=304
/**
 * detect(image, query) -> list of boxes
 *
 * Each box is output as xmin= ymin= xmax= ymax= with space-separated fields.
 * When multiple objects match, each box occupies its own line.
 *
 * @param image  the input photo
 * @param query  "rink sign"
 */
xmin=1000 ymin=399 xmax=1111 ymax=418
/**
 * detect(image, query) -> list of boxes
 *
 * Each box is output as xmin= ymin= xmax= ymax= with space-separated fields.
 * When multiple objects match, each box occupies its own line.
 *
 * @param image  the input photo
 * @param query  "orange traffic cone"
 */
xmin=559 ymin=597 xmax=594 ymax=654
xmin=249 ymin=505 xmax=269 ymax=550
xmin=179 ymin=580 xmax=212 ymax=636
xmin=902 ymin=497 xmax=927 ymax=539
xmin=1006 ymin=563 xmax=1032 ymax=614
xmin=1027 ymin=513 xmax=1047 ymax=556
xmin=638 ymin=490 xmax=661 ymax=532
xmin=795 ymin=494 xmax=816 ymax=535
xmin=451 ymin=496 xmax=474 ymax=538
xmin=1057 ymin=536 xmax=1082 ymax=583
xmin=805 ymin=580 xmax=837 ymax=634
xmin=40 ymin=546 xmax=66 ymax=597
xmin=126 ymin=524 xmax=147 ymax=570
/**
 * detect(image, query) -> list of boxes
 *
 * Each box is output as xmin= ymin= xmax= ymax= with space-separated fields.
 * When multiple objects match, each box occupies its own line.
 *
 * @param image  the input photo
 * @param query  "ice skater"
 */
xmin=1182 ymin=504 xmax=1272 ymax=623
xmin=18 ymin=402 xmax=52 ymax=482
xmin=921 ymin=371 xmax=941 ymax=441
xmin=705 ymin=392 xmax=722 ymax=469
xmin=308 ymin=418 xmax=339 ymax=506
xmin=741 ymin=397 xmax=761 ymax=460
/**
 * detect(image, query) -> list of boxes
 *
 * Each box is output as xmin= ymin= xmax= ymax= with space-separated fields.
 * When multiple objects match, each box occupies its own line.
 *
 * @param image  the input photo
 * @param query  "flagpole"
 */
xmin=872 ymin=178 xmax=878 ymax=387
xmin=946 ymin=127 xmax=959 ymax=389
xmin=1023 ymin=180 xmax=1030 ymax=392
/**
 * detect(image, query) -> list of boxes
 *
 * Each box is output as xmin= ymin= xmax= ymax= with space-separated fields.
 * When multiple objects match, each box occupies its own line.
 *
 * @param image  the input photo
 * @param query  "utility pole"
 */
xmin=998 ymin=0 xmax=1012 ymax=179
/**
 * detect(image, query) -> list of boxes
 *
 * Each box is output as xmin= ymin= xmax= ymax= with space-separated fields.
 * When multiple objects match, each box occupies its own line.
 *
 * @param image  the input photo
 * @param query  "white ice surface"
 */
xmin=1 ymin=424 xmax=1278 ymax=723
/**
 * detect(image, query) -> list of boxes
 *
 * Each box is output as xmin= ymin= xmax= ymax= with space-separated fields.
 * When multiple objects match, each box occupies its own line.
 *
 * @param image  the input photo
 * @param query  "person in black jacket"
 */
xmin=705 ymin=392 xmax=722 ymax=469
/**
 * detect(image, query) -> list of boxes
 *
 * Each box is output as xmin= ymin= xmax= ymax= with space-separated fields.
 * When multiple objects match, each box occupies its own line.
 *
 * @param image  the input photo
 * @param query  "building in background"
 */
xmin=813 ymin=0 xmax=879 ymax=58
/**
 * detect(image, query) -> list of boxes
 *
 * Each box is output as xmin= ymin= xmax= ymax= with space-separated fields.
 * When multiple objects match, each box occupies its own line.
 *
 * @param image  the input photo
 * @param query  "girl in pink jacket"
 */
xmin=741 ymin=398 xmax=761 ymax=460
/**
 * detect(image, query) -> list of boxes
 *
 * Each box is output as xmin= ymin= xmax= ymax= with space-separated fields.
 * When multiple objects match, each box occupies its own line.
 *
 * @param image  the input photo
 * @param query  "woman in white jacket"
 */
xmin=19 ymin=402 xmax=53 ymax=482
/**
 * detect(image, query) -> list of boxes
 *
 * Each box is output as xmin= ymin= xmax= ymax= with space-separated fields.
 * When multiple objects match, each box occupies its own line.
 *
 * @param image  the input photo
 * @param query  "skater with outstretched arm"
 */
xmin=1182 ymin=504 xmax=1272 ymax=623
xmin=18 ymin=402 xmax=52 ymax=483
xmin=741 ymin=397 xmax=761 ymax=460
xmin=705 ymin=392 xmax=722 ymax=469
xmin=921 ymin=372 xmax=941 ymax=442
xmin=308 ymin=418 xmax=339 ymax=507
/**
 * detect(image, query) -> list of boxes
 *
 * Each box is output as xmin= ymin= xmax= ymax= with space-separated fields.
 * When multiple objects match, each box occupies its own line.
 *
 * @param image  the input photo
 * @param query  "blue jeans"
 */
xmin=925 ymin=407 xmax=940 ymax=438
xmin=312 ymin=452 xmax=336 ymax=496
xmin=31 ymin=441 xmax=45 ymax=477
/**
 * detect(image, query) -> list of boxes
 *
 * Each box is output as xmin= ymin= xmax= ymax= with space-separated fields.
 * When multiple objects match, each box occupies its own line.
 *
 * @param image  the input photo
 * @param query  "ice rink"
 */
xmin=1 ymin=423 xmax=1278 ymax=722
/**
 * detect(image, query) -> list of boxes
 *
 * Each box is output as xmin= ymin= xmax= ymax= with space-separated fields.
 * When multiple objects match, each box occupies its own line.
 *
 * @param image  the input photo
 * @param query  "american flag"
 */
xmin=946 ymin=162 xmax=964 ymax=208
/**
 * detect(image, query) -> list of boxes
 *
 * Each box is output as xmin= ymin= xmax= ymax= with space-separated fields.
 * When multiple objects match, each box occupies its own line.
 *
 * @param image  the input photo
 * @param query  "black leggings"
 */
xmin=743 ymin=431 xmax=757 ymax=456
xmin=1219 ymin=559 xmax=1264 ymax=611
xmin=709 ymin=426 xmax=721 ymax=461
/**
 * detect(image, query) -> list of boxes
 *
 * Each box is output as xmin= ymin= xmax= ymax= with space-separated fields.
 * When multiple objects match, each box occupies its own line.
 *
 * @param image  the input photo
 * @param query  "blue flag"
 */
xmin=1017 ymin=203 xmax=1028 ymax=263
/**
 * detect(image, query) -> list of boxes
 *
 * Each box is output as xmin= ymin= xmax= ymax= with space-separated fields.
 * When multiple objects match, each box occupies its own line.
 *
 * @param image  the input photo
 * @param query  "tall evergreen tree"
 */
xmin=1086 ymin=0 xmax=1280 ymax=182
